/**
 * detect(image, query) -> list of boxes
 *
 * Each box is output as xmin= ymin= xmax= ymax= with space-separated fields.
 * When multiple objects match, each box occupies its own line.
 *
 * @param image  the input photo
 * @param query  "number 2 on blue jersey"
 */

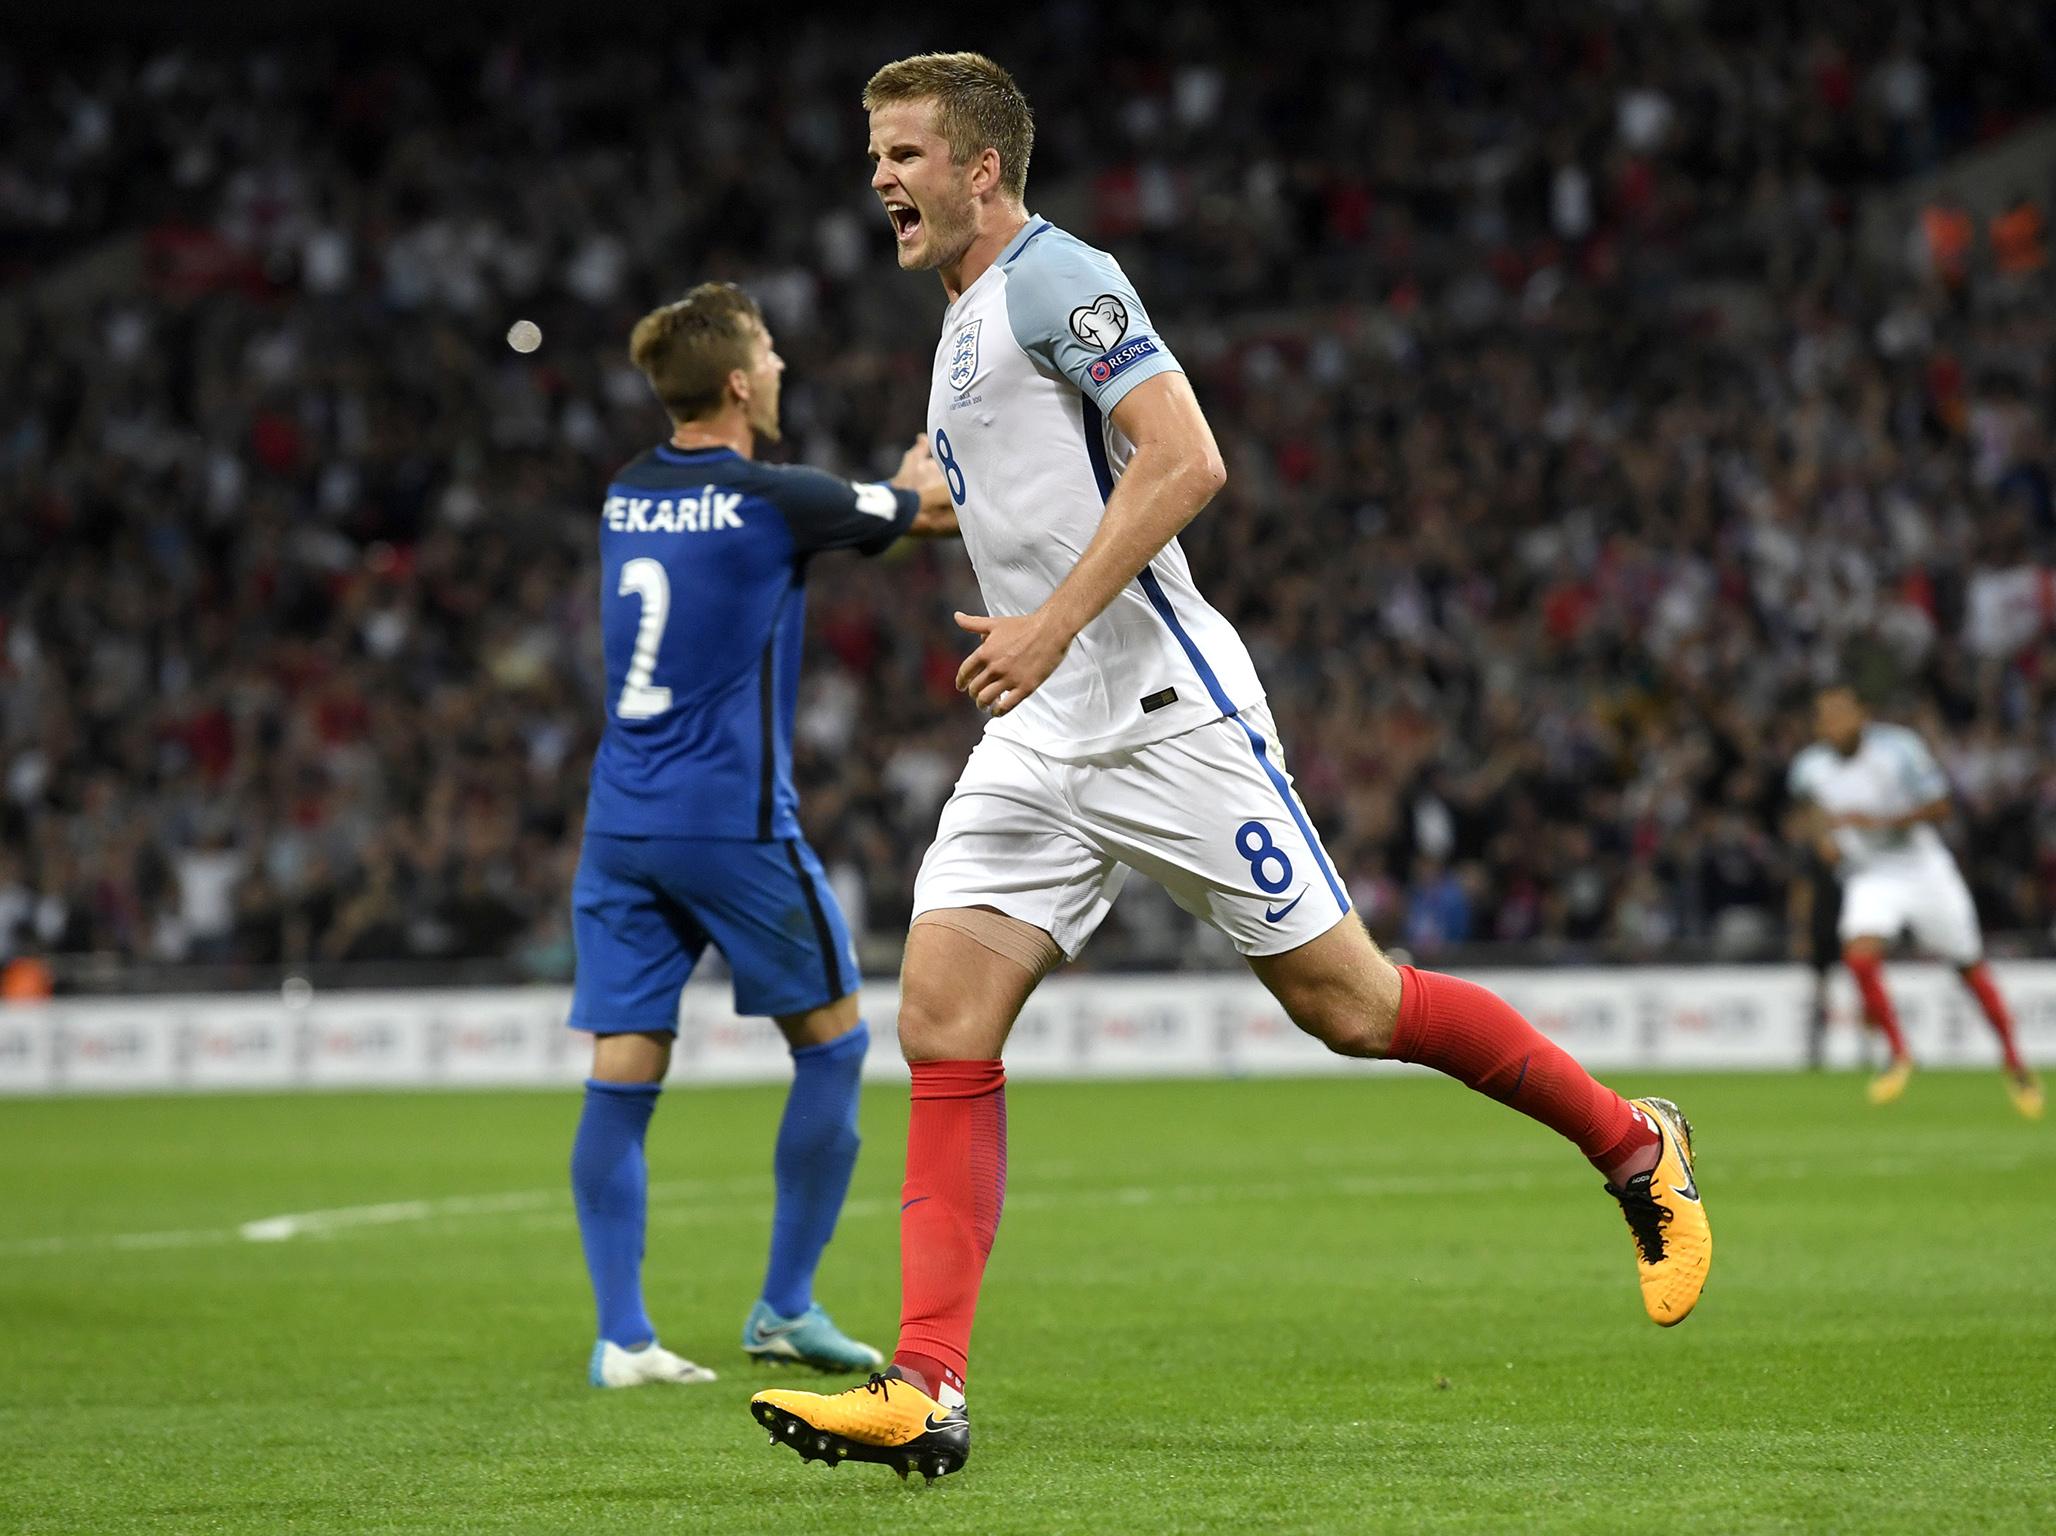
xmin=933 ymin=429 xmax=967 ymax=507
xmin=616 ymin=557 xmax=674 ymax=719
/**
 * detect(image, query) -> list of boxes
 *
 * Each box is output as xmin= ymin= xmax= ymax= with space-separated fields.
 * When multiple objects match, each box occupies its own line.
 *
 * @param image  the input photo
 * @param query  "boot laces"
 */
xmin=1615 ymin=1180 xmax=1672 ymax=1264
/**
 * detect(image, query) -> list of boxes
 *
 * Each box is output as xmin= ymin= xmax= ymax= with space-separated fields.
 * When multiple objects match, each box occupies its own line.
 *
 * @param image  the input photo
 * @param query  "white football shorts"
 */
xmin=912 ymin=701 xmax=1352 ymax=958
xmin=1838 ymin=855 xmax=1982 ymax=966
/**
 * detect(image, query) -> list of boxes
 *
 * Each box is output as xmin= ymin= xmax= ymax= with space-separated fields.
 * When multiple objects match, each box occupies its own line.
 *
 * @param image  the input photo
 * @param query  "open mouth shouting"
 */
xmin=885 ymin=200 xmax=924 ymax=248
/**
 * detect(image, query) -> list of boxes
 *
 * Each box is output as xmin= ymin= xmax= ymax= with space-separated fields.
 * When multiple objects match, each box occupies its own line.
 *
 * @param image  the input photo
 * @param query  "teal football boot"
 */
xmin=742 ymin=1300 xmax=884 ymax=1372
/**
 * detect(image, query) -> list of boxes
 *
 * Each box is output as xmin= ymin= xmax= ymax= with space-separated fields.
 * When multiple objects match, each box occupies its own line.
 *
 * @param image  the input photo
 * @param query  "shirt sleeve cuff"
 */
xmin=1088 ymin=354 xmax=1183 ymax=416
xmin=859 ymin=487 xmax=921 ymax=555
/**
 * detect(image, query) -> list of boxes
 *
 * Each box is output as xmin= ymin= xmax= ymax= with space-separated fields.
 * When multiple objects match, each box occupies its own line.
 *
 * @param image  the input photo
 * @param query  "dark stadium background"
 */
xmin=7 ymin=0 xmax=2056 ymax=996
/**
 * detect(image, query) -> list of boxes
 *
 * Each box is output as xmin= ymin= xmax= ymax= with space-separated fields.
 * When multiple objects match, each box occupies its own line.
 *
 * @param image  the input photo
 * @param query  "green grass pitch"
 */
xmin=2 ymin=1070 xmax=2051 ymax=1534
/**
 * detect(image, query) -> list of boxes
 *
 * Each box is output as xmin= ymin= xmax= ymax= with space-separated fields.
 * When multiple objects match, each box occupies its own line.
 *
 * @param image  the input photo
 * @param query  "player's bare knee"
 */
xmin=1256 ymin=918 xmax=1402 ymax=1059
xmin=775 ymin=991 xmax=862 ymax=1051
xmin=894 ymin=963 xmax=986 ymax=1061
xmin=590 ymin=1030 xmax=671 ymax=1084
xmin=895 ymin=992 xmax=941 ymax=1058
xmin=1361 ymin=952 xmax=1403 ymax=1054
xmin=896 ymin=990 xmax=982 ymax=1062
xmin=1291 ymin=986 xmax=1395 ymax=1059
xmin=1300 ymin=1002 xmax=1383 ymax=1059
xmin=896 ymin=908 xmax=1050 ymax=1060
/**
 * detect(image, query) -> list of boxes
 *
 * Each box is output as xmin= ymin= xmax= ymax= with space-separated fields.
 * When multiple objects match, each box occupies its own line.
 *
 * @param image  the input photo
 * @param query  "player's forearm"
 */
xmin=1041 ymin=443 xmax=1224 ymax=640
xmin=1847 ymin=798 xmax=1951 ymax=831
xmin=907 ymin=504 xmax=960 ymax=538
xmin=1888 ymin=799 xmax=1951 ymax=829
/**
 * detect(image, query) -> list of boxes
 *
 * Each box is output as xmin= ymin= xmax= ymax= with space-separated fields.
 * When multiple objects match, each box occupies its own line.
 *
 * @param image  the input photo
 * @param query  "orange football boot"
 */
xmin=1607 ymin=1096 xmax=1712 ymax=1326
xmin=751 ymin=1369 xmax=969 ymax=1481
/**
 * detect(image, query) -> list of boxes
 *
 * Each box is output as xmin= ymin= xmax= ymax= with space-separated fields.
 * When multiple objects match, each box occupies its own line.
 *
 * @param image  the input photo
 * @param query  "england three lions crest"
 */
xmin=948 ymin=320 xmax=983 ymax=393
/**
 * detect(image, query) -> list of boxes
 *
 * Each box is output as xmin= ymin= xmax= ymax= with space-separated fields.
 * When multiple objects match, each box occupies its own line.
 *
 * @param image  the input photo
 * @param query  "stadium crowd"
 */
xmin=6 ymin=2 xmax=2056 ymax=979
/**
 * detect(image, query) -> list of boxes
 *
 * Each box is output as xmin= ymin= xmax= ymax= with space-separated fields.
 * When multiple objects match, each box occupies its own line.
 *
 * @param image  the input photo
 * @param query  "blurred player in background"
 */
xmin=569 ymin=284 xmax=954 ymax=1387
xmin=1788 ymin=687 xmax=2042 ymax=1117
xmin=1786 ymin=843 xmax=1844 ymax=1070
xmin=751 ymin=53 xmax=1711 ymax=1479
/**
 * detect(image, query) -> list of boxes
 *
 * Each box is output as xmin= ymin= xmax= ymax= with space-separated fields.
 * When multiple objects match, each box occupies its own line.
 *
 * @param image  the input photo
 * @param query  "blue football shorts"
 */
xmin=569 ymin=833 xmax=858 ymax=1031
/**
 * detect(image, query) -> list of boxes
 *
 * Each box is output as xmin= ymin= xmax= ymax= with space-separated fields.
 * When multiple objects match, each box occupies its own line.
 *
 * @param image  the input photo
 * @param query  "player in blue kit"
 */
xmin=570 ymin=282 xmax=954 ymax=1388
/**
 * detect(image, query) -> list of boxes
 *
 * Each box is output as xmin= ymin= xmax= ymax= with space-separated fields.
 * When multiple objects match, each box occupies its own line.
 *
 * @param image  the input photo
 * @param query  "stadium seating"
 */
xmin=4 ymin=4 xmax=2054 ymax=977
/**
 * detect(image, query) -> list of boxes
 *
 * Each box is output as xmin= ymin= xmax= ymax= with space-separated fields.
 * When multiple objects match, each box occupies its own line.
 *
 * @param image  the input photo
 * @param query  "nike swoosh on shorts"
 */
xmin=1264 ymin=888 xmax=1307 ymax=924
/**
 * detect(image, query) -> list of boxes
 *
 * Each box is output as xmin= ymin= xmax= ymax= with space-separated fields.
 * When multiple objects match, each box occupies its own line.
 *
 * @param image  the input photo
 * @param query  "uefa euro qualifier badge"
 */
xmin=1069 ymin=293 xmax=1128 ymax=349
xmin=948 ymin=319 xmax=982 ymax=393
xmin=1071 ymin=293 xmax=1159 ymax=386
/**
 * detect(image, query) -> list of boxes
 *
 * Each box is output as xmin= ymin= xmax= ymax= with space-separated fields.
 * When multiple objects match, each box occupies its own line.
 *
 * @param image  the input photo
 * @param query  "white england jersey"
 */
xmin=925 ymin=216 xmax=1264 ymax=759
xmin=1788 ymin=723 xmax=1955 ymax=875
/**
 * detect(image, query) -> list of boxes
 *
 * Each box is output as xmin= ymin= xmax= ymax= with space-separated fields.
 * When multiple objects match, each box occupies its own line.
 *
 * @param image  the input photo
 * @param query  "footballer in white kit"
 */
xmin=909 ymin=214 xmax=1348 ymax=956
xmin=1787 ymin=687 xmax=2040 ymax=1114
xmin=1788 ymin=714 xmax=1979 ymax=963
xmin=753 ymin=50 xmax=1714 ymax=1482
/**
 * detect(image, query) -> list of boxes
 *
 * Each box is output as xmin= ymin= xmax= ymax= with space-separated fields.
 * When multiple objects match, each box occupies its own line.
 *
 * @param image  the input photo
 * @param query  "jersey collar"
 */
xmin=949 ymin=215 xmax=1052 ymax=321
xmin=654 ymin=443 xmax=739 ymax=464
xmin=998 ymin=214 xmax=1052 ymax=267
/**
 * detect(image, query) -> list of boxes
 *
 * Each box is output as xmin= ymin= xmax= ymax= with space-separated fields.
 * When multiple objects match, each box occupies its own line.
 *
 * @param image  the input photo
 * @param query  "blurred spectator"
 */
xmin=1919 ymin=195 xmax=1977 ymax=287
xmin=1991 ymin=193 xmax=2047 ymax=280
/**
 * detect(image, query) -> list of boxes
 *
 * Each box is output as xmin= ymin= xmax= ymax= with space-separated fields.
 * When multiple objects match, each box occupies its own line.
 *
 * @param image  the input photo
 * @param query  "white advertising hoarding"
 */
xmin=0 ymin=963 xmax=2050 ymax=1096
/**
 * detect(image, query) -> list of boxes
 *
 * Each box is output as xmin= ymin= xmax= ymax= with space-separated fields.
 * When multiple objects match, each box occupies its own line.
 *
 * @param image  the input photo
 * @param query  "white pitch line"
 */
xmin=0 ymin=1174 xmax=768 ymax=1258
xmin=241 ymin=1190 xmax=554 ymax=1242
xmin=0 ymin=1225 xmax=241 ymax=1258
xmin=236 ymin=1172 xmax=777 ymax=1242
xmin=0 ymin=1168 xmax=1527 ymax=1257
xmin=1 ymin=1148 xmax=2040 ymax=1260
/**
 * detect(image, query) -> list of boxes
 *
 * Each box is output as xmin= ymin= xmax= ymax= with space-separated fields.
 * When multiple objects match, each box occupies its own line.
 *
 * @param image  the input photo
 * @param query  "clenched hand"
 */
xmin=954 ymin=610 xmax=1072 ymax=715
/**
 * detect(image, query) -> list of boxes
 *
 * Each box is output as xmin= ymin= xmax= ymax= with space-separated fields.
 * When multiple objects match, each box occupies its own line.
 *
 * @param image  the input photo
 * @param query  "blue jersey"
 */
xmin=585 ymin=443 xmax=917 ymax=839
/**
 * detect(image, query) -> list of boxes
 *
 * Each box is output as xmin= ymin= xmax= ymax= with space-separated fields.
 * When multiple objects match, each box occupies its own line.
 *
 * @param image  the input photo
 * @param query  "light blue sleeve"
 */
xmin=1888 ymin=728 xmax=1948 ymax=802
xmin=1002 ymin=230 xmax=1183 ymax=415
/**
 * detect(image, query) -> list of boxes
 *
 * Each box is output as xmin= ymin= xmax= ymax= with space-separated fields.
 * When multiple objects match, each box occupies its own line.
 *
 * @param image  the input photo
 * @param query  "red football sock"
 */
xmin=1390 ymin=966 xmax=1657 ymax=1184
xmin=1843 ymin=951 xmax=1910 ymax=1061
xmin=892 ymin=1059 xmax=1007 ymax=1400
xmin=1961 ymin=963 xmax=2027 ymax=1077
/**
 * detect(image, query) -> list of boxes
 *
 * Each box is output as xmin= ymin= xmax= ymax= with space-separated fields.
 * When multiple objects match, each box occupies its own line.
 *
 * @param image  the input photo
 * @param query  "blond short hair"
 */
xmin=864 ymin=52 xmax=1034 ymax=202
xmin=628 ymin=283 xmax=763 ymax=422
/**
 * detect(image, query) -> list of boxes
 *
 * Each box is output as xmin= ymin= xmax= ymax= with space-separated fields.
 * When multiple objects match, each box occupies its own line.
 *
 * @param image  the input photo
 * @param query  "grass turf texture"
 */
xmin=1 ymin=1072 xmax=2050 ymax=1535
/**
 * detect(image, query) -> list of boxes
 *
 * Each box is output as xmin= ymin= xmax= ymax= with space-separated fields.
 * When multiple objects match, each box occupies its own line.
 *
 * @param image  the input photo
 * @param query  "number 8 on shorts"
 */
xmin=1234 ymin=821 xmax=1294 ymax=895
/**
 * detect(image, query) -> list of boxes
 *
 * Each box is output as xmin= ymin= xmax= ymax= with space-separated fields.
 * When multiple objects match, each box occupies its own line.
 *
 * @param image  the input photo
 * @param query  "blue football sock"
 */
xmin=571 ymin=1078 xmax=662 ymax=1348
xmin=760 ymin=1021 xmax=868 ymax=1318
